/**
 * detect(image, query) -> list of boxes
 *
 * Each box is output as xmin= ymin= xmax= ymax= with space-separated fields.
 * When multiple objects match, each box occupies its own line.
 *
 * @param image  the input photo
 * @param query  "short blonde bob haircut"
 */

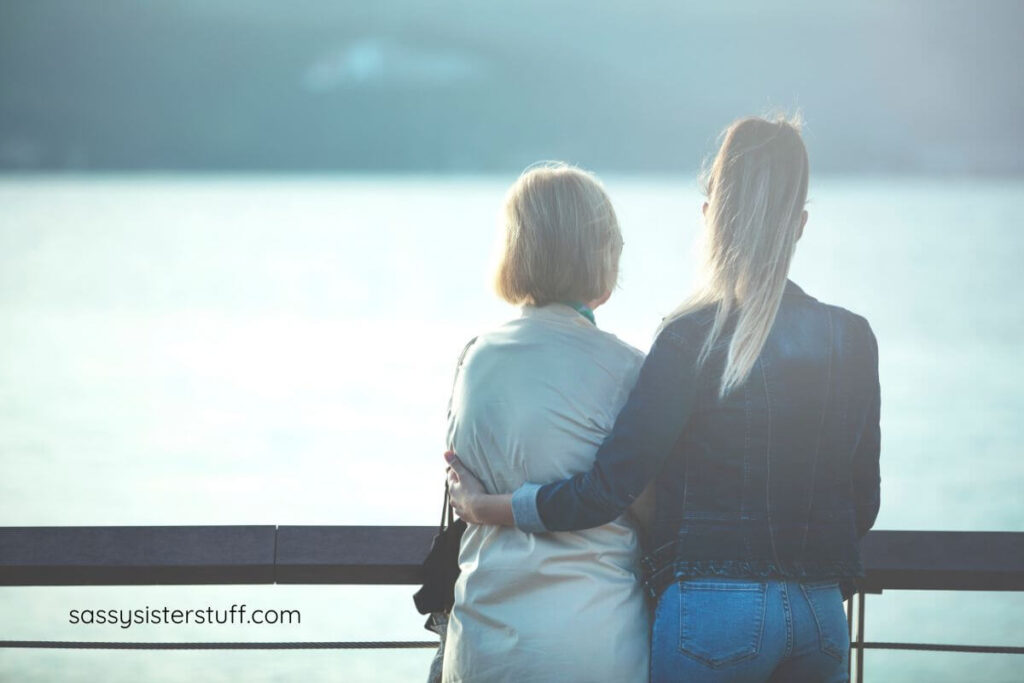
xmin=494 ymin=162 xmax=622 ymax=307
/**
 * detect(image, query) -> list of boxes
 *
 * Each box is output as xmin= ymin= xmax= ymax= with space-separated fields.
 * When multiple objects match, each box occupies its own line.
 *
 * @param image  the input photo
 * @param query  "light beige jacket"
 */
xmin=442 ymin=304 xmax=651 ymax=683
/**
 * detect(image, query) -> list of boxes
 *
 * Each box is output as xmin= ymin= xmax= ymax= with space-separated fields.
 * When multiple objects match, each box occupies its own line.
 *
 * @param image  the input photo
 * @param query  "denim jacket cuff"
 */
xmin=511 ymin=482 xmax=547 ymax=533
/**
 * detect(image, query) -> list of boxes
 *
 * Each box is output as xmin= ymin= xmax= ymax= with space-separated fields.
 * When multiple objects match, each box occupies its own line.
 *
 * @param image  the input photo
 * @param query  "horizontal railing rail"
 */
xmin=1 ymin=527 xmax=1022 ymax=681
xmin=1 ymin=527 xmax=1022 ymax=591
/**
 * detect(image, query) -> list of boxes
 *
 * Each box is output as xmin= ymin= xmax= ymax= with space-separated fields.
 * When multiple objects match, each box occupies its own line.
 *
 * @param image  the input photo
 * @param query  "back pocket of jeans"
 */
xmin=678 ymin=580 xmax=767 ymax=668
xmin=800 ymin=580 xmax=848 ymax=662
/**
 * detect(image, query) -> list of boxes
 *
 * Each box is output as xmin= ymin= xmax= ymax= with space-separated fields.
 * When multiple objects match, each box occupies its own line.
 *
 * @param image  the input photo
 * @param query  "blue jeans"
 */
xmin=651 ymin=578 xmax=849 ymax=682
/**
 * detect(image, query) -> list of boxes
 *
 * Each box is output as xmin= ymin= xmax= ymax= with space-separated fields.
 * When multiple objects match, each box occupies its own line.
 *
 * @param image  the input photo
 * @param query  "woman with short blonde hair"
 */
xmin=440 ymin=162 xmax=651 ymax=682
xmin=495 ymin=162 xmax=622 ymax=308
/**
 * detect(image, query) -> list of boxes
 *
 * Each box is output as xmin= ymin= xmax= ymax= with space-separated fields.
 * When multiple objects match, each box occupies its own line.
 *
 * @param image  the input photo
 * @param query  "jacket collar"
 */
xmin=521 ymin=303 xmax=596 ymax=327
xmin=784 ymin=279 xmax=808 ymax=299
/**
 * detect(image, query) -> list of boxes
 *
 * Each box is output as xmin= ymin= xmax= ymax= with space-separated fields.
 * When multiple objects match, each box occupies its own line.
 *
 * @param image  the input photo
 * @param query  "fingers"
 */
xmin=445 ymin=450 xmax=466 ymax=475
xmin=444 ymin=450 xmax=460 ymax=486
xmin=448 ymin=457 xmax=470 ymax=482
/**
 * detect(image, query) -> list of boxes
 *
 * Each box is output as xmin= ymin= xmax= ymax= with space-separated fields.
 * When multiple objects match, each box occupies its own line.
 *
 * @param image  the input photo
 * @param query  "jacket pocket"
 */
xmin=800 ymin=580 xmax=849 ymax=662
xmin=677 ymin=579 xmax=767 ymax=668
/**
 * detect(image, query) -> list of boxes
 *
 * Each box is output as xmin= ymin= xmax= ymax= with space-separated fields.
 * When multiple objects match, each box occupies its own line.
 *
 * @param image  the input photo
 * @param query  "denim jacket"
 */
xmin=512 ymin=281 xmax=881 ymax=600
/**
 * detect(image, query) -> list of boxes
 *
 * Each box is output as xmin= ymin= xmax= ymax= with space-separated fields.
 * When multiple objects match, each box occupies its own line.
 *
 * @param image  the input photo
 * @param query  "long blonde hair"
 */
xmin=666 ymin=115 xmax=809 ymax=398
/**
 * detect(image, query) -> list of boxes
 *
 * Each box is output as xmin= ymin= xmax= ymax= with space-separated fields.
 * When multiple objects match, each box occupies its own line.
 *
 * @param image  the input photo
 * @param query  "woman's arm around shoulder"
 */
xmin=447 ymin=318 xmax=705 ymax=532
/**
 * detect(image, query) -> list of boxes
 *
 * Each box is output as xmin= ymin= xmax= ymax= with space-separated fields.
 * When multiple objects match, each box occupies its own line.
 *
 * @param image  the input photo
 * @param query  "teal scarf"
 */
xmin=562 ymin=301 xmax=596 ymax=325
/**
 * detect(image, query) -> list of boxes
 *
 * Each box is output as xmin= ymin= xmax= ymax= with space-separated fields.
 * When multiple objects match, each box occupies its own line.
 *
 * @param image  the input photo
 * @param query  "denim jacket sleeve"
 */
xmin=511 ymin=321 xmax=703 ymax=533
xmin=851 ymin=318 xmax=881 ymax=537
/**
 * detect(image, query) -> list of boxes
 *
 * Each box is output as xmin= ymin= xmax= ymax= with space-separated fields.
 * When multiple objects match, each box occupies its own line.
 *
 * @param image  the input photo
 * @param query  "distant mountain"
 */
xmin=1 ymin=0 xmax=1021 ymax=173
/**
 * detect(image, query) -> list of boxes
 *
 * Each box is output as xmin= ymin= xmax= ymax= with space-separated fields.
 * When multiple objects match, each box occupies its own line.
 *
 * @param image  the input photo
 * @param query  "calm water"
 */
xmin=0 ymin=176 xmax=1022 ymax=682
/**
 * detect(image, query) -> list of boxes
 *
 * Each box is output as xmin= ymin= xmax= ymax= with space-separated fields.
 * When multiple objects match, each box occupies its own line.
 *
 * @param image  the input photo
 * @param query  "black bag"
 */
xmin=413 ymin=481 xmax=467 ymax=615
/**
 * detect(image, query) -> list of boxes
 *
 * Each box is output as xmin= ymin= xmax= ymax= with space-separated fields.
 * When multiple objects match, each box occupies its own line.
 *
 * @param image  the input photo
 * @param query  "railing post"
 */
xmin=855 ymin=590 xmax=866 ymax=683
xmin=847 ymin=596 xmax=854 ymax=679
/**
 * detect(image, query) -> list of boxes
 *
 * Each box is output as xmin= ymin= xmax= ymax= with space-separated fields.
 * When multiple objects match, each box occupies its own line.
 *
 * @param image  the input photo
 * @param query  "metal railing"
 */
xmin=1 ymin=527 xmax=1022 ymax=681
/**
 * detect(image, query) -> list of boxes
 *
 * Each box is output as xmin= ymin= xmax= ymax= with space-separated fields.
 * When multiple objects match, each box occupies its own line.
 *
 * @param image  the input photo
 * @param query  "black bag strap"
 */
xmin=439 ymin=480 xmax=454 ymax=532
xmin=439 ymin=336 xmax=477 ymax=534
xmin=447 ymin=482 xmax=455 ymax=528
xmin=446 ymin=336 xmax=479 ymax=424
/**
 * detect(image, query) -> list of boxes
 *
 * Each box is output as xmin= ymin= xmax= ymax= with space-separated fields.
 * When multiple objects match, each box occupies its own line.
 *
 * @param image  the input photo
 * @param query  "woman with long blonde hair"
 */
xmin=446 ymin=116 xmax=880 ymax=682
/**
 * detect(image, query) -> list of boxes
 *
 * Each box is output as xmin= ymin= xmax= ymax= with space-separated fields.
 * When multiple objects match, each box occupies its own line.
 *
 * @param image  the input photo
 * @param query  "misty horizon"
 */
xmin=1 ymin=1 xmax=1022 ymax=175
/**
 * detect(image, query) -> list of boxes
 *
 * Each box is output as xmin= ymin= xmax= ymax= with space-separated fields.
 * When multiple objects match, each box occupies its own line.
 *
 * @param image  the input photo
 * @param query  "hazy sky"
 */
xmin=1 ymin=0 xmax=1021 ymax=173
